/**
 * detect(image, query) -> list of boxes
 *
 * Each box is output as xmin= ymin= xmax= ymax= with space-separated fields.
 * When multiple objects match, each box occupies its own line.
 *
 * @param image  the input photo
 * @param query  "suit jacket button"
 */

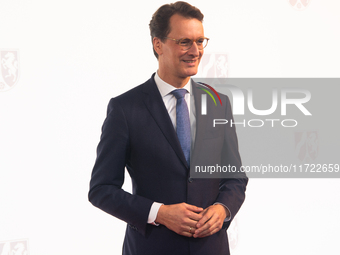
xmin=188 ymin=177 xmax=193 ymax=183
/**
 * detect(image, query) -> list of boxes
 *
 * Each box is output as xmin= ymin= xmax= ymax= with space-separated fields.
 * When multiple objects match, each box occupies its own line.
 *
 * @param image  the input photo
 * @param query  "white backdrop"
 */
xmin=0 ymin=0 xmax=339 ymax=254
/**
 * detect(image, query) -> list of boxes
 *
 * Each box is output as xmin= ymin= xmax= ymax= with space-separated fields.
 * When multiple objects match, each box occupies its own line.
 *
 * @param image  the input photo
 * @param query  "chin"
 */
xmin=183 ymin=67 xmax=198 ymax=77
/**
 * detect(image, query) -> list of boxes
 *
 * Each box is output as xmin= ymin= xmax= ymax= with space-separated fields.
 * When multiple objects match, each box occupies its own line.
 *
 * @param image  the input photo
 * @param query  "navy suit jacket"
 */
xmin=89 ymin=74 xmax=248 ymax=255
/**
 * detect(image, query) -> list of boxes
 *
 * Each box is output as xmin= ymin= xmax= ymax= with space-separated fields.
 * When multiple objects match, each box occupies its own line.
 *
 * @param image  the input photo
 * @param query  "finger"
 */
xmin=184 ymin=203 xmax=204 ymax=213
xmin=195 ymin=225 xmax=219 ymax=238
xmin=179 ymin=226 xmax=197 ymax=237
xmin=187 ymin=211 xmax=203 ymax=222
xmin=195 ymin=211 xmax=220 ymax=233
xmin=187 ymin=226 xmax=197 ymax=234
xmin=198 ymin=222 xmax=221 ymax=238
xmin=180 ymin=231 xmax=193 ymax=238
xmin=194 ymin=220 xmax=220 ymax=238
xmin=196 ymin=209 xmax=213 ymax=228
xmin=195 ymin=213 xmax=224 ymax=238
xmin=195 ymin=216 xmax=214 ymax=234
xmin=186 ymin=218 xmax=201 ymax=227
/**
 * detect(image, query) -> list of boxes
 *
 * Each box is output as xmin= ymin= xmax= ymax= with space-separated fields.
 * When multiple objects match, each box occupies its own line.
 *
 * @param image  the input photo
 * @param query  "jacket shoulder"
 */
xmin=108 ymin=74 xmax=156 ymax=105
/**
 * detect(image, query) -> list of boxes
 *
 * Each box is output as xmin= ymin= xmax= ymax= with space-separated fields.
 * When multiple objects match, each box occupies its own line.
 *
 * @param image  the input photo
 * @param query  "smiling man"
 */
xmin=89 ymin=2 xmax=247 ymax=255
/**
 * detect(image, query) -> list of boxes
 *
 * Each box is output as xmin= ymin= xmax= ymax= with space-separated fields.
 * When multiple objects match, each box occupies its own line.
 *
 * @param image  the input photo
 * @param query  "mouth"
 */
xmin=182 ymin=59 xmax=198 ymax=65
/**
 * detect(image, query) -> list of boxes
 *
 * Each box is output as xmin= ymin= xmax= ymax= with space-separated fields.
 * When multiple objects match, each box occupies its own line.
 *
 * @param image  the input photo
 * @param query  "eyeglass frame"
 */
xmin=164 ymin=37 xmax=210 ymax=50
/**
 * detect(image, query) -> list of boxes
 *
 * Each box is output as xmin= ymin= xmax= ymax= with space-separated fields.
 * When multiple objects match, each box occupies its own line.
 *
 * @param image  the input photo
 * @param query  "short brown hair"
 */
xmin=149 ymin=1 xmax=204 ymax=59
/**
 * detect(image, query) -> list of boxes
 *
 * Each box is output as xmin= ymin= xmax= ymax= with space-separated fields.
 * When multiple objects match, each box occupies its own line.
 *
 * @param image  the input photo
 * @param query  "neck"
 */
xmin=157 ymin=71 xmax=190 ymax=88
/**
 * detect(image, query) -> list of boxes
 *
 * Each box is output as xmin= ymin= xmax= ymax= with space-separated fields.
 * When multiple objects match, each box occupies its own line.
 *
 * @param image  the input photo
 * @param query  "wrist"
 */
xmin=155 ymin=204 xmax=166 ymax=225
xmin=214 ymin=204 xmax=228 ymax=218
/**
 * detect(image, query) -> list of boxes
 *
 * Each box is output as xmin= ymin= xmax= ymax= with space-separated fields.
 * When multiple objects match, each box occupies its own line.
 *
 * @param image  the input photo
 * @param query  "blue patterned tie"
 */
xmin=171 ymin=89 xmax=191 ymax=166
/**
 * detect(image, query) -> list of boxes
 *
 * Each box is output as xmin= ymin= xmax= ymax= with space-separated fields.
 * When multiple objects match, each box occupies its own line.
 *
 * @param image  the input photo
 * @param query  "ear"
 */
xmin=153 ymin=37 xmax=163 ymax=56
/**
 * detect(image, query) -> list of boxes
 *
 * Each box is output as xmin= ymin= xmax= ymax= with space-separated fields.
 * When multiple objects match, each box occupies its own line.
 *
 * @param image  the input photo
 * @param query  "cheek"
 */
xmin=178 ymin=51 xmax=188 ymax=60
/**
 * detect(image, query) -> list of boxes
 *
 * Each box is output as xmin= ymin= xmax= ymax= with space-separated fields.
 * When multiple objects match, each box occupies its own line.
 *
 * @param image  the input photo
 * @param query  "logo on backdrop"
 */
xmin=0 ymin=50 xmax=19 ymax=92
xmin=227 ymin=217 xmax=239 ymax=252
xmin=288 ymin=0 xmax=311 ymax=11
xmin=193 ymin=79 xmax=313 ymax=128
xmin=197 ymin=82 xmax=222 ymax=115
xmin=200 ymin=53 xmax=229 ymax=78
xmin=295 ymin=131 xmax=319 ymax=162
xmin=0 ymin=239 xmax=29 ymax=255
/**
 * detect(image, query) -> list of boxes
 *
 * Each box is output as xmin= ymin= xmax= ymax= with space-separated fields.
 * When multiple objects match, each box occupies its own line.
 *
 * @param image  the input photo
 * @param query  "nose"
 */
xmin=187 ymin=41 xmax=200 ymax=56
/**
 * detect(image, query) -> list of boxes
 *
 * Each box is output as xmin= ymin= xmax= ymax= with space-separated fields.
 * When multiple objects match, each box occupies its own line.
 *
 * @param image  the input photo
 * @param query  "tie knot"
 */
xmin=171 ymin=89 xmax=187 ymax=99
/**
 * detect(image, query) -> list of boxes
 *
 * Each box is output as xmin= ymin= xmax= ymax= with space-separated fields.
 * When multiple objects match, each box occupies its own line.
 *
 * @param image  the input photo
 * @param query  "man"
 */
xmin=89 ymin=2 xmax=247 ymax=255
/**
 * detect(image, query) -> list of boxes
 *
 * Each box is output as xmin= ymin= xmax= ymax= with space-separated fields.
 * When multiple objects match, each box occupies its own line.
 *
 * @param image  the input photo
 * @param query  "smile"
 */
xmin=183 ymin=60 xmax=196 ymax=63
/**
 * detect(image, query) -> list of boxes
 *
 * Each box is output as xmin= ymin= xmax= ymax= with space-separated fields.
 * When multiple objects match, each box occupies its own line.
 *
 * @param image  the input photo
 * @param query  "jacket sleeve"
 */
xmin=215 ymin=95 xmax=248 ymax=229
xmin=88 ymin=98 xmax=154 ymax=236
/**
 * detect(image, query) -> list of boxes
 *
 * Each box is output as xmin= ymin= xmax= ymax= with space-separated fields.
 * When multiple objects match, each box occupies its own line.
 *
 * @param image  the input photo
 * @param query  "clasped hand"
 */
xmin=156 ymin=203 xmax=228 ymax=238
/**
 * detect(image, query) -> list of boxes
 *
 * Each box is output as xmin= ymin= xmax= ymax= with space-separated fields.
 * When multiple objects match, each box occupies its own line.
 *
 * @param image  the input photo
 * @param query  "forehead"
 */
xmin=168 ymin=14 xmax=204 ymax=38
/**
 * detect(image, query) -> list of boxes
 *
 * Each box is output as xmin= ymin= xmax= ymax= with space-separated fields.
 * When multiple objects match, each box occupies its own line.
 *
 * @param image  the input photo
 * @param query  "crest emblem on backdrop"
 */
xmin=200 ymin=53 xmax=229 ymax=78
xmin=295 ymin=131 xmax=319 ymax=162
xmin=227 ymin=217 xmax=239 ymax=252
xmin=288 ymin=0 xmax=311 ymax=11
xmin=0 ymin=50 xmax=20 ymax=92
xmin=0 ymin=239 xmax=29 ymax=255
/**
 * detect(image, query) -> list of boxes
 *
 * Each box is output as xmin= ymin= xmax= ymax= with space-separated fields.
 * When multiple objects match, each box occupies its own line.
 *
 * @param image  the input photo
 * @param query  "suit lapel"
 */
xmin=141 ymin=75 xmax=189 ymax=168
xmin=191 ymin=81 xmax=208 ymax=163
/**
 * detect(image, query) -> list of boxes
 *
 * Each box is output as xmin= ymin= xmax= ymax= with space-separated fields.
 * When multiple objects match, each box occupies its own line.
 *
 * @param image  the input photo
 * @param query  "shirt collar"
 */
xmin=154 ymin=71 xmax=191 ymax=98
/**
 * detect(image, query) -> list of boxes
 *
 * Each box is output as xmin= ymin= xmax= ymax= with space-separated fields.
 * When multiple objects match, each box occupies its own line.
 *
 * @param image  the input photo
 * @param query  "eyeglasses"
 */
xmin=164 ymin=37 xmax=209 ymax=51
